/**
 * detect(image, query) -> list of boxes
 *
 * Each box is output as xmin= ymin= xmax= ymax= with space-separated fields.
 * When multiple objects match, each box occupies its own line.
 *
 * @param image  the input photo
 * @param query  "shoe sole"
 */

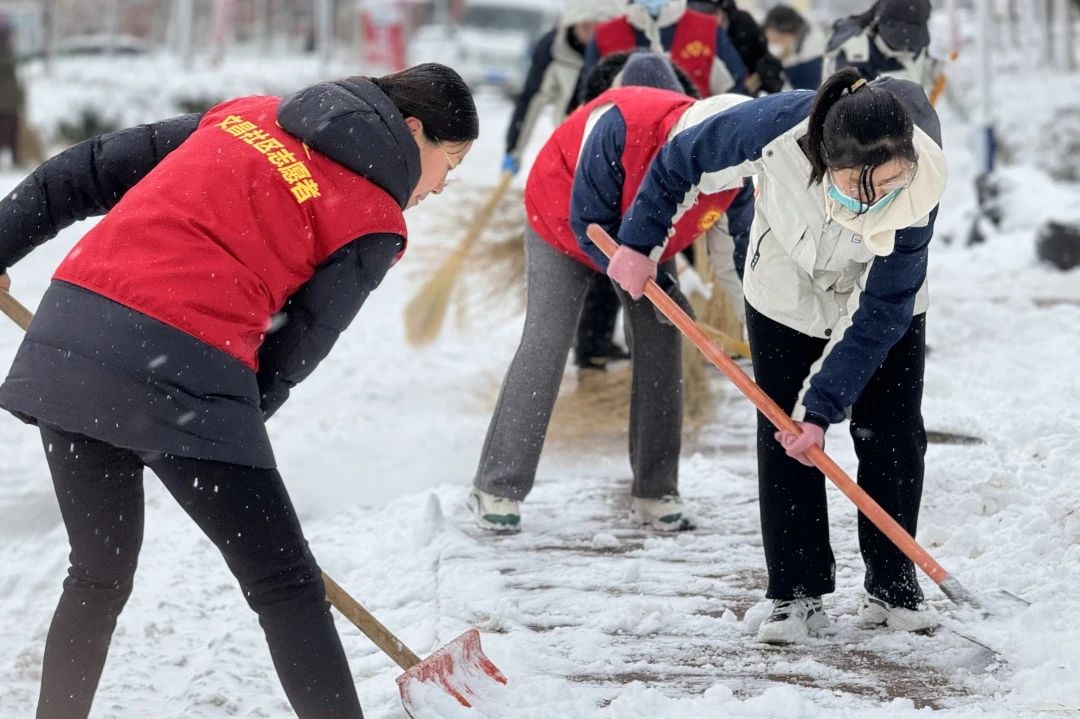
xmin=476 ymin=516 xmax=521 ymax=533
xmin=858 ymin=601 xmax=939 ymax=632
xmin=645 ymin=514 xmax=694 ymax=532
xmin=630 ymin=505 xmax=694 ymax=532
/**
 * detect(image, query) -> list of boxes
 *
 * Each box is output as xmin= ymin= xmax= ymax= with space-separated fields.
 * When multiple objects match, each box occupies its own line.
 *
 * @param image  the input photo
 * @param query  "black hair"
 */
xmin=763 ymin=5 xmax=807 ymax=35
xmin=371 ymin=63 xmax=479 ymax=144
xmin=581 ymin=50 xmax=701 ymax=103
xmin=804 ymin=67 xmax=917 ymax=204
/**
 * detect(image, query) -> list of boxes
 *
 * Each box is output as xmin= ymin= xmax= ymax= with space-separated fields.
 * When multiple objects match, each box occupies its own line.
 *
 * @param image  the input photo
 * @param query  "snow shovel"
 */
xmin=322 ymin=574 xmax=508 ymax=716
xmin=586 ymin=225 xmax=1029 ymax=622
xmin=0 ymin=289 xmax=508 ymax=713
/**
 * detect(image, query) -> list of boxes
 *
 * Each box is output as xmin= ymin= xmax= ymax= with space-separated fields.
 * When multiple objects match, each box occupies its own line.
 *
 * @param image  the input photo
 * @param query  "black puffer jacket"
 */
xmin=0 ymin=79 xmax=420 ymax=468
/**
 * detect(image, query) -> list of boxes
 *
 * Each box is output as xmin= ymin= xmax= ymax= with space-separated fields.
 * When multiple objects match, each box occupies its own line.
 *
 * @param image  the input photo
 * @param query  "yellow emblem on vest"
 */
xmin=681 ymin=40 xmax=713 ymax=60
xmin=699 ymin=208 xmax=723 ymax=231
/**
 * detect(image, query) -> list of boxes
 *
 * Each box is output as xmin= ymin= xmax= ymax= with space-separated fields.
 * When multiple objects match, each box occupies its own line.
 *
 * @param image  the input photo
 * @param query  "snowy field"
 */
xmin=1 ymin=51 xmax=1079 ymax=718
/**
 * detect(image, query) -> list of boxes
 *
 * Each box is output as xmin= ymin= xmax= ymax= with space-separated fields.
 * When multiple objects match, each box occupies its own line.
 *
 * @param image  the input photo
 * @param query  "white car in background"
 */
xmin=408 ymin=0 xmax=559 ymax=97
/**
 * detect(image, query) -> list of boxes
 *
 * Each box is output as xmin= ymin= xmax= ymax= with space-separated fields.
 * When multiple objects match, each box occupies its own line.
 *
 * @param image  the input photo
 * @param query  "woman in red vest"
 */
xmin=0 ymin=64 xmax=477 ymax=719
xmin=468 ymin=53 xmax=753 ymax=533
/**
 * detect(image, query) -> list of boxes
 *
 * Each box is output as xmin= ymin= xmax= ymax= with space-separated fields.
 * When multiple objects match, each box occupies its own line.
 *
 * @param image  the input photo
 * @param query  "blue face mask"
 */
xmin=635 ymin=0 xmax=667 ymax=17
xmin=827 ymin=184 xmax=900 ymax=215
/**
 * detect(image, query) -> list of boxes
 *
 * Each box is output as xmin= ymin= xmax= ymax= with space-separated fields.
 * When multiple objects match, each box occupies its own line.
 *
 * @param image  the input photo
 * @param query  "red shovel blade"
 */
xmin=396 ymin=629 xmax=508 ymax=714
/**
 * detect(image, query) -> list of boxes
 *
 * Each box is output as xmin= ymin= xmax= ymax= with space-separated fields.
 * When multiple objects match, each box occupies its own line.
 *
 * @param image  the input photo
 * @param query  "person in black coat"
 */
xmin=823 ymin=0 xmax=943 ymax=99
xmin=0 ymin=63 xmax=477 ymax=719
xmin=687 ymin=0 xmax=785 ymax=94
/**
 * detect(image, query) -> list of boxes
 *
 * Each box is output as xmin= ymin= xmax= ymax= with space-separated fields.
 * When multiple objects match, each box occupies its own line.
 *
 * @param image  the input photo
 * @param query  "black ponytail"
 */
xmin=804 ymin=67 xmax=917 ymax=198
xmin=370 ymin=63 xmax=479 ymax=144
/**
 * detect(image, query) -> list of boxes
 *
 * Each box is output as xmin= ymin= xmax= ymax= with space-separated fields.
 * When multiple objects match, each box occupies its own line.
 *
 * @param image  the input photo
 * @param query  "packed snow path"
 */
xmin=379 ymin=377 xmax=1006 ymax=717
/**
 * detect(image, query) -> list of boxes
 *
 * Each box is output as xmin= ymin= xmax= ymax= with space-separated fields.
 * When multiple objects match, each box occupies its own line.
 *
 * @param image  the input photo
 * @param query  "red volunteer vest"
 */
xmin=525 ymin=87 xmax=741 ymax=270
xmin=54 ymin=96 xmax=407 ymax=370
xmin=593 ymin=11 xmax=718 ymax=97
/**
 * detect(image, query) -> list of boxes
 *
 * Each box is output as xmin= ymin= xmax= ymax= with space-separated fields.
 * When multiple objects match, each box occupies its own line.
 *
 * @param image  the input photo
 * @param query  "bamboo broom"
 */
xmin=403 ymin=171 xmax=514 ymax=346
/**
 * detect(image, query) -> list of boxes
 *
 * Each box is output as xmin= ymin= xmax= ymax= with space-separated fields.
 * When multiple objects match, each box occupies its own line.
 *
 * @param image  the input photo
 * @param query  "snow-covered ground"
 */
xmin=1 ymin=50 xmax=1079 ymax=718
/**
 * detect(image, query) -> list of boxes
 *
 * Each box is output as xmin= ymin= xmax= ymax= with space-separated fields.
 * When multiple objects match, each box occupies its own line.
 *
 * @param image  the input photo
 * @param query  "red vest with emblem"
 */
xmin=525 ymin=86 xmax=741 ymax=271
xmin=593 ymin=11 xmax=718 ymax=97
xmin=54 ymin=96 xmax=407 ymax=371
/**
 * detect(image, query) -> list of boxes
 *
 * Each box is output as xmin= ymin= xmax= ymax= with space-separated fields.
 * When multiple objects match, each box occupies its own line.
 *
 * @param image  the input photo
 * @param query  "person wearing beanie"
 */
xmin=469 ymin=51 xmax=754 ymax=535
xmin=577 ymin=0 xmax=749 ymax=102
xmin=822 ymin=0 xmax=945 ymax=101
xmin=763 ymin=4 xmax=829 ymax=91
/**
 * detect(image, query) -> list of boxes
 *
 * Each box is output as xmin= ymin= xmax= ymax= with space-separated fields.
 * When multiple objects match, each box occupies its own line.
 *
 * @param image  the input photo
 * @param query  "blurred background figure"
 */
xmin=502 ymin=0 xmax=627 ymax=373
xmin=762 ymin=4 xmax=827 ymax=91
xmin=823 ymin=0 xmax=945 ymax=101
xmin=0 ymin=15 xmax=24 ymax=168
xmin=502 ymin=0 xmax=619 ymax=177
xmin=688 ymin=0 xmax=784 ymax=95
xmin=579 ymin=0 xmax=748 ymax=100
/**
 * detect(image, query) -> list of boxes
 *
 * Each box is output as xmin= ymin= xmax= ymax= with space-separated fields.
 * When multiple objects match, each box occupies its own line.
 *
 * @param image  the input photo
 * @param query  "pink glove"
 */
xmin=774 ymin=421 xmax=825 ymax=467
xmin=606 ymin=245 xmax=657 ymax=300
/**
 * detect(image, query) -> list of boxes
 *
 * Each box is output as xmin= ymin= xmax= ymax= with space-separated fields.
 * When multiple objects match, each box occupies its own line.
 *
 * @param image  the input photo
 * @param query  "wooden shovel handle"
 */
xmin=322 ymin=572 xmax=422 ymax=671
xmin=0 ymin=291 xmax=424 ymax=668
xmin=0 ymin=289 xmax=33 ymax=332
xmin=587 ymin=224 xmax=952 ymax=586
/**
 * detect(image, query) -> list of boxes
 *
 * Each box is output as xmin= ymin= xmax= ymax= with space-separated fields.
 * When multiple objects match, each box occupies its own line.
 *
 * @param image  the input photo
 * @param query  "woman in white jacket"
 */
xmin=604 ymin=66 xmax=947 ymax=644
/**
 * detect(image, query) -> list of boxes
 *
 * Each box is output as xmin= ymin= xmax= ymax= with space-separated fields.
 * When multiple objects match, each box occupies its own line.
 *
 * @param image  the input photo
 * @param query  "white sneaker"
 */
xmin=857 ymin=594 xmax=940 ymax=632
xmin=757 ymin=597 xmax=828 ymax=644
xmin=467 ymin=488 xmax=521 ymax=533
xmin=630 ymin=495 xmax=691 ymax=531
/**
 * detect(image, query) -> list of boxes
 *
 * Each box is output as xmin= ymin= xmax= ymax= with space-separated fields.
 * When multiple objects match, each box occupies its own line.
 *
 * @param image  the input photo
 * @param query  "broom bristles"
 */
xmin=403 ymin=172 xmax=514 ymax=347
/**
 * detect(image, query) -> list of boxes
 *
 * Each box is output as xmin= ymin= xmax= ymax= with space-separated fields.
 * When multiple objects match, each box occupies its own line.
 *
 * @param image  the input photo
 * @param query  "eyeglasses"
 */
xmin=829 ymin=163 xmax=917 ymax=202
xmin=437 ymin=142 xmax=460 ymax=172
xmin=435 ymin=141 xmax=460 ymax=190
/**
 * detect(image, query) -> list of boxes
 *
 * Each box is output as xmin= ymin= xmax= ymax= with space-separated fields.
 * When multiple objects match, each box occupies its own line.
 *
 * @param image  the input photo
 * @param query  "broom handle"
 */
xmin=458 ymin=170 xmax=514 ymax=257
xmin=586 ymin=224 xmax=954 ymax=587
xmin=0 ymin=291 xmax=425 ymax=668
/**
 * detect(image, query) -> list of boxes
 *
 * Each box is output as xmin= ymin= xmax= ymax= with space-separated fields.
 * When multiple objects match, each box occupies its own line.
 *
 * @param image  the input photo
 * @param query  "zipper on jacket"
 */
xmin=750 ymin=229 xmax=770 ymax=271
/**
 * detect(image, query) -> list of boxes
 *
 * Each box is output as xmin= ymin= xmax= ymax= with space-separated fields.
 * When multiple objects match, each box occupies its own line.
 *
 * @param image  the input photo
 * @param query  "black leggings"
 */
xmin=36 ymin=424 xmax=362 ymax=719
xmin=745 ymin=303 xmax=927 ymax=609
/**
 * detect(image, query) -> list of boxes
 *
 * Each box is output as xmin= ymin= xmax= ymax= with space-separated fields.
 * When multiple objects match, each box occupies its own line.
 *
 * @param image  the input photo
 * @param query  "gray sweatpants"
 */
xmin=474 ymin=226 xmax=683 ymax=501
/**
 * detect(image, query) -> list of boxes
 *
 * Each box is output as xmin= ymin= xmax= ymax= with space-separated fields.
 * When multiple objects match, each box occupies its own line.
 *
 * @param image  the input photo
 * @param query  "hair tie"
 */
xmin=848 ymin=78 xmax=868 ymax=94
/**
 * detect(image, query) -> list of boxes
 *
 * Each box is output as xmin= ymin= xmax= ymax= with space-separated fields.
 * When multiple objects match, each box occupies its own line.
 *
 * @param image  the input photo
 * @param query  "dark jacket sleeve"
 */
xmin=618 ymin=91 xmax=814 ymax=255
xmin=727 ymin=10 xmax=768 ymax=76
xmin=257 ymin=233 xmax=404 ymax=419
xmin=0 ymin=113 xmax=201 ymax=273
xmin=800 ymin=208 xmax=937 ymax=426
xmin=714 ymin=26 xmax=749 ymax=94
xmin=569 ymin=108 xmax=627 ymax=270
xmin=505 ymin=29 xmax=557 ymax=157
xmin=576 ymin=38 xmax=602 ymax=104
